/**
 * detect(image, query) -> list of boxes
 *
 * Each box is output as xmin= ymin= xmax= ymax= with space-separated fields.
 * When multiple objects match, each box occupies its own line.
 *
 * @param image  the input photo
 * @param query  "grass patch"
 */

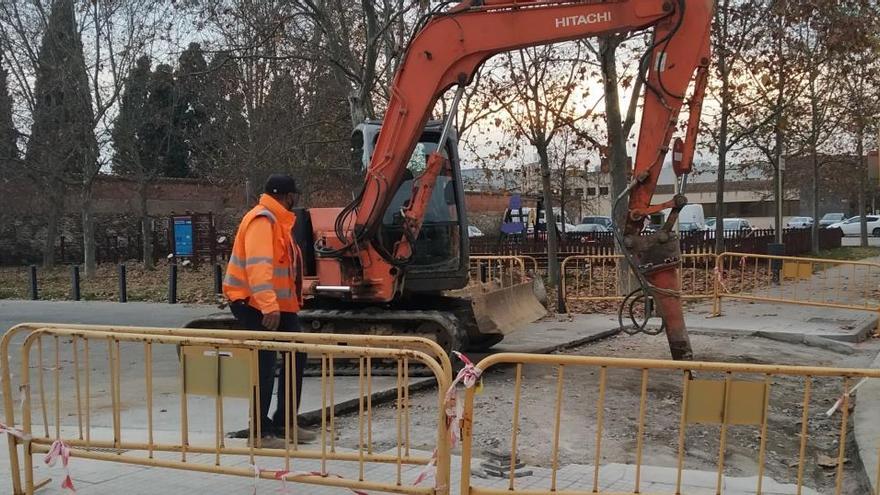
xmin=0 ymin=263 xmax=223 ymax=304
xmin=809 ymin=246 xmax=880 ymax=261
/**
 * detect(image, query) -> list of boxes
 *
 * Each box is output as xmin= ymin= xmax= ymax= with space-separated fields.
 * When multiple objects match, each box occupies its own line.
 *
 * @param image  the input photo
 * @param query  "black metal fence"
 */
xmin=470 ymin=228 xmax=843 ymax=258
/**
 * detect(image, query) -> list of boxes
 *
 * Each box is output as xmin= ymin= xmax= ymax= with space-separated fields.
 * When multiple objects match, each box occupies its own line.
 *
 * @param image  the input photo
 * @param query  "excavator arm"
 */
xmin=319 ymin=0 xmax=713 ymax=359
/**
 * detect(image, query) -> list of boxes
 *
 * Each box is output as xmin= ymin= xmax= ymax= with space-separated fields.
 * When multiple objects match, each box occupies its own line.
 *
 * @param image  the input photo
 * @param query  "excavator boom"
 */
xmin=309 ymin=0 xmax=714 ymax=359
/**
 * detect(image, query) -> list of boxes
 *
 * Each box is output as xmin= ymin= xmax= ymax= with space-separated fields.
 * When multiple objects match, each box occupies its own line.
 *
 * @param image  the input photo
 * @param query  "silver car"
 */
xmin=785 ymin=217 xmax=813 ymax=229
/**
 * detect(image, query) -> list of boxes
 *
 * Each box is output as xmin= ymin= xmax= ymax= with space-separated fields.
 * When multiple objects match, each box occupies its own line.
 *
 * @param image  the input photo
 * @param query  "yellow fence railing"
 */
xmin=1 ymin=324 xmax=451 ymax=495
xmin=561 ymin=252 xmax=880 ymax=333
xmin=4 ymin=324 xmax=880 ymax=495
xmin=714 ymin=252 xmax=880 ymax=329
xmin=459 ymin=353 xmax=880 ymax=495
xmin=468 ymin=255 xmax=531 ymax=289
xmin=561 ymin=253 xmax=716 ymax=304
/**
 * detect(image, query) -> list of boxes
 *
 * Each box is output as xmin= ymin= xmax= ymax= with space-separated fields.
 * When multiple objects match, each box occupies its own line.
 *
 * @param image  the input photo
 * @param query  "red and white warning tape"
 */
xmin=0 ymin=422 xmax=31 ymax=441
xmin=44 ymin=438 xmax=76 ymax=492
xmin=826 ymin=377 xmax=869 ymax=417
xmin=414 ymin=351 xmax=483 ymax=488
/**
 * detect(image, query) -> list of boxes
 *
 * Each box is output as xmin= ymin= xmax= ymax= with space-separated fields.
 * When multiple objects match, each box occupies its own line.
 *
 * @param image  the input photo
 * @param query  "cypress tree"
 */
xmin=176 ymin=43 xmax=208 ymax=149
xmin=112 ymin=55 xmax=154 ymax=176
xmin=112 ymin=54 xmax=159 ymax=268
xmin=0 ymin=62 xmax=18 ymax=169
xmin=192 ymin=52 xmax=247 ymax=179
xmin=26 ymin=0 xmax=97 ymax=267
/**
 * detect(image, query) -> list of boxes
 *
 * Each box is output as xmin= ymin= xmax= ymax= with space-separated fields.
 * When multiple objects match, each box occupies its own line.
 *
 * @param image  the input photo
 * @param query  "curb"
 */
xmin=490 ymin=327 xmax=621 ymax=355
xmin=686 ymin=326 xmax=858 ymax=354
xmin=854 ymin=351 xmax=880 ymax=495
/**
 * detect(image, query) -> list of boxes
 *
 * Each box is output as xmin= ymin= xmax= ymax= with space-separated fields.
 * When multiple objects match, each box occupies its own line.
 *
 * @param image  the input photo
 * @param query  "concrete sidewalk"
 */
xmin=855 ymin=351 xmax=880 ymax=494
xmin=1 ymin=443 xmax=823 ymax=494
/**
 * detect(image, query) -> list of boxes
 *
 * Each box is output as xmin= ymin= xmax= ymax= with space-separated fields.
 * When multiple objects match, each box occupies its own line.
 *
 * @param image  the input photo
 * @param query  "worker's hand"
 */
xmin=262 ymin=311 xmax=281 ymax=331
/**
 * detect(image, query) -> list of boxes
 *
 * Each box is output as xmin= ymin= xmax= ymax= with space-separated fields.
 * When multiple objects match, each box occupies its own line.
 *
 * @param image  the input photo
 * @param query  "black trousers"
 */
xmin=230 ymin=301 xmax=306 ymax=433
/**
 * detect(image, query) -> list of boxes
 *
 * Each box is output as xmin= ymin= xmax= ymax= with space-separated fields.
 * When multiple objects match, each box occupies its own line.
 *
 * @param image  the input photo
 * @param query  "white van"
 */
xmin=658 ymin=204 xmax=706 ymax=232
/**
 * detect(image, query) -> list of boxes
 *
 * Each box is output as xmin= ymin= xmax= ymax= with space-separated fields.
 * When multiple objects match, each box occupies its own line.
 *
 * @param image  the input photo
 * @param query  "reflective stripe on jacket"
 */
xmin=223 ymin=194 xmax=303 ymax=313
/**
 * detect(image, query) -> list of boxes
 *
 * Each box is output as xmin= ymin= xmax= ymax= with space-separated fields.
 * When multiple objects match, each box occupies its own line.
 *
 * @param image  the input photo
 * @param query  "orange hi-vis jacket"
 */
xmin=223 ymin=194 xmax=303 ymax=313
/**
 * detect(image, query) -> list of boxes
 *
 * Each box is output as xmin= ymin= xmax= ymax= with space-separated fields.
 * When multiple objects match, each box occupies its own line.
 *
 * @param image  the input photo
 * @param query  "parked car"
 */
xmin=579 ymin=216 xmax=613 ymax=229
xmin=556 ymin=222 xmax=578 ymax=233
xmin=467 ymin=225 xmax=484 ymax=238
xmin=567 ymin=223 xmax=610 ymax=242
xmin=785 ymin=216 xmax=813 ymax=229
xmin=827 ymin=215 xmax=880 ymax=237
xmin=819 ymin=213 xmax=846 ymax=228
xmin=705 ymin=217 xmax=716 ymax=228
xmin=706 ymin=218 xmax=755 ymax=238
xmin=570 ymin=223 xmax=610 ymax=233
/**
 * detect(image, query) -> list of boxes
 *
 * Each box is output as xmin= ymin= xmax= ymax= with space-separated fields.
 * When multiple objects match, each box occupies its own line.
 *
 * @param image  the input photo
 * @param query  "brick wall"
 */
xmin=0 ymin=174 xmax=529 ymax=264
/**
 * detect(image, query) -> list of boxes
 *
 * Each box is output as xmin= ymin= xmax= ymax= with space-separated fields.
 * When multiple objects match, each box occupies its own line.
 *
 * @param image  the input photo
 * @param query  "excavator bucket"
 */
xmin=468 ymin=278 xmax=547 ymax=335
xmin=450 ymin=257 xmax=548 ymax=349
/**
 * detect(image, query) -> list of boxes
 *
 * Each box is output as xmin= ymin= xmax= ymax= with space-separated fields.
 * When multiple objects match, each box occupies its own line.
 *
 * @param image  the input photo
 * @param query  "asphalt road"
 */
xmin=0 ymin=299 xmax=219 ymax=332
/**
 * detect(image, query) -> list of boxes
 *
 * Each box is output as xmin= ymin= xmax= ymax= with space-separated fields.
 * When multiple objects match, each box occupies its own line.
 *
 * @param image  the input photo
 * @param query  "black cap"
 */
xmin=264 ymin=174 xmax=300 ymax=195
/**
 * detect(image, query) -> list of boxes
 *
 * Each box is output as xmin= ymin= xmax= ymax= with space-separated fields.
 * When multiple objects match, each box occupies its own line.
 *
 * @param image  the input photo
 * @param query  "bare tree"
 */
xmin=708 ymin=0 xmax=771 ymax=252
xmin=488 ymin=43 xmax=596 ymax=287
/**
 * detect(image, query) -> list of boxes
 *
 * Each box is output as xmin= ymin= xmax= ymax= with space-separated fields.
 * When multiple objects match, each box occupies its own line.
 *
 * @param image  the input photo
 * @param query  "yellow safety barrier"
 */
xmin=469 ymin=255 xmax=530 ymax=288
xmin=714 ymin=252 xmax=880 ymax=332
xmin=519 ymin=255 xmax=540 ymax=275
xmin=561 ymin=254 xmax=715 ymax=308
xmin=459 ymin=353 xmax=880 ymax=495
xmin=1 ymin=324 xmax=452 ymax=495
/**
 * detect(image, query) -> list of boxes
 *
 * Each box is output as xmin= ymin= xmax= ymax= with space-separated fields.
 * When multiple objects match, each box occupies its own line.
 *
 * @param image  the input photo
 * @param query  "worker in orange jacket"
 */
xmin=223 ymin=174 xmax=316 ymax=446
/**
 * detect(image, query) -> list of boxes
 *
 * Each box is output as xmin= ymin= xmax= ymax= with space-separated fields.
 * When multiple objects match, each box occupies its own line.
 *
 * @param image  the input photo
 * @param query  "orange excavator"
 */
xmin=194 ymin=0 xmax=713 ymax=360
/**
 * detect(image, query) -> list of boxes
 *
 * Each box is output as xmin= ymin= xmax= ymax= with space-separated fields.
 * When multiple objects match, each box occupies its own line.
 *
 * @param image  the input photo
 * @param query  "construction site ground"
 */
xmin=2 ymin=250 xmax=880 ymax=494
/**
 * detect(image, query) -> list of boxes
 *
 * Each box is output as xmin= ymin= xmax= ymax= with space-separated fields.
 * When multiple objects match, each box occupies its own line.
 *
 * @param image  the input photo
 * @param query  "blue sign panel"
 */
xmin=173 ymin=217 xmax=194 ymax=257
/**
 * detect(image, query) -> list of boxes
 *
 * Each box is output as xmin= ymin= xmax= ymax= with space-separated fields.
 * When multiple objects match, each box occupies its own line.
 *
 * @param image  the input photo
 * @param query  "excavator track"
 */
xmin=298 ymin=308 xmax=465 ymax=377
xmin=184 ymin=304 xmax=491 ymax=376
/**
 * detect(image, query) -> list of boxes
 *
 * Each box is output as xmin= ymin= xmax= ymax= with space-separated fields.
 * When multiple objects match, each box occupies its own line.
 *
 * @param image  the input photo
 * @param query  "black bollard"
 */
xmin=168 ymin=263 xmax=178 ymax=304
xmin=70 ymin=265 xmax=81 ymax=301
xmin=118 ymin=264 xmax=127 ymax=303
xmin=213 ymin=263 xmax=223 ymax=295
xmin=28 ymin=265 xmax=38 ymax=300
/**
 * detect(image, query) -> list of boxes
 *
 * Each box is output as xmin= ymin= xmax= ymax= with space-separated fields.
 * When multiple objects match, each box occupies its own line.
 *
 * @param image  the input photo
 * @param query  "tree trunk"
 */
xmin=348 ymin=92 xmax=370 ymax=128
xmin=537 ymin=143 xmax=560 ymax=285
xmin=43 ymin=200 xmax=60 ymax=268
xmin=858 ymin=129 xmax=868 ymax=247
xmin=772 ymin=12 xmax=786 ymax=244
xmin=714 ymin=72 xmax=729 ymax=253
xmin=139 ymin=180 xmax=155 ymax=270
xmin=599 ymin=35 xmax=633 ymax=294
xmin=810 ymin=151 xmax=820 ymax=254
xmin=82 ymin=189 xmax=97 ymax=278
xmin=714 ymin=0 xmax=729 ymax=254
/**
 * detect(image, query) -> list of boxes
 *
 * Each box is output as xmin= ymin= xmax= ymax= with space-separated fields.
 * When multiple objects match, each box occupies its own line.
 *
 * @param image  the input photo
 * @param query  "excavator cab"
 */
xmin=351 ymin=120 xmax=470 ymax=294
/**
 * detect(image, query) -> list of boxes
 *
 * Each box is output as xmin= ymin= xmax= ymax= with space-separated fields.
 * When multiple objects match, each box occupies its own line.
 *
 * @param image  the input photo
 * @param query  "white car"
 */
xmin=570 ymin=223 xmax=611 ymax=233
xmin=556 ymin=222 xmax=578 ymax=233
xmin=467 ymin=225 xmax=484 ymax=238
xmin=828 ymin=215 xmax=880 ymax=237
xmin=785 ymin=216 xmax=813 ymax=229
